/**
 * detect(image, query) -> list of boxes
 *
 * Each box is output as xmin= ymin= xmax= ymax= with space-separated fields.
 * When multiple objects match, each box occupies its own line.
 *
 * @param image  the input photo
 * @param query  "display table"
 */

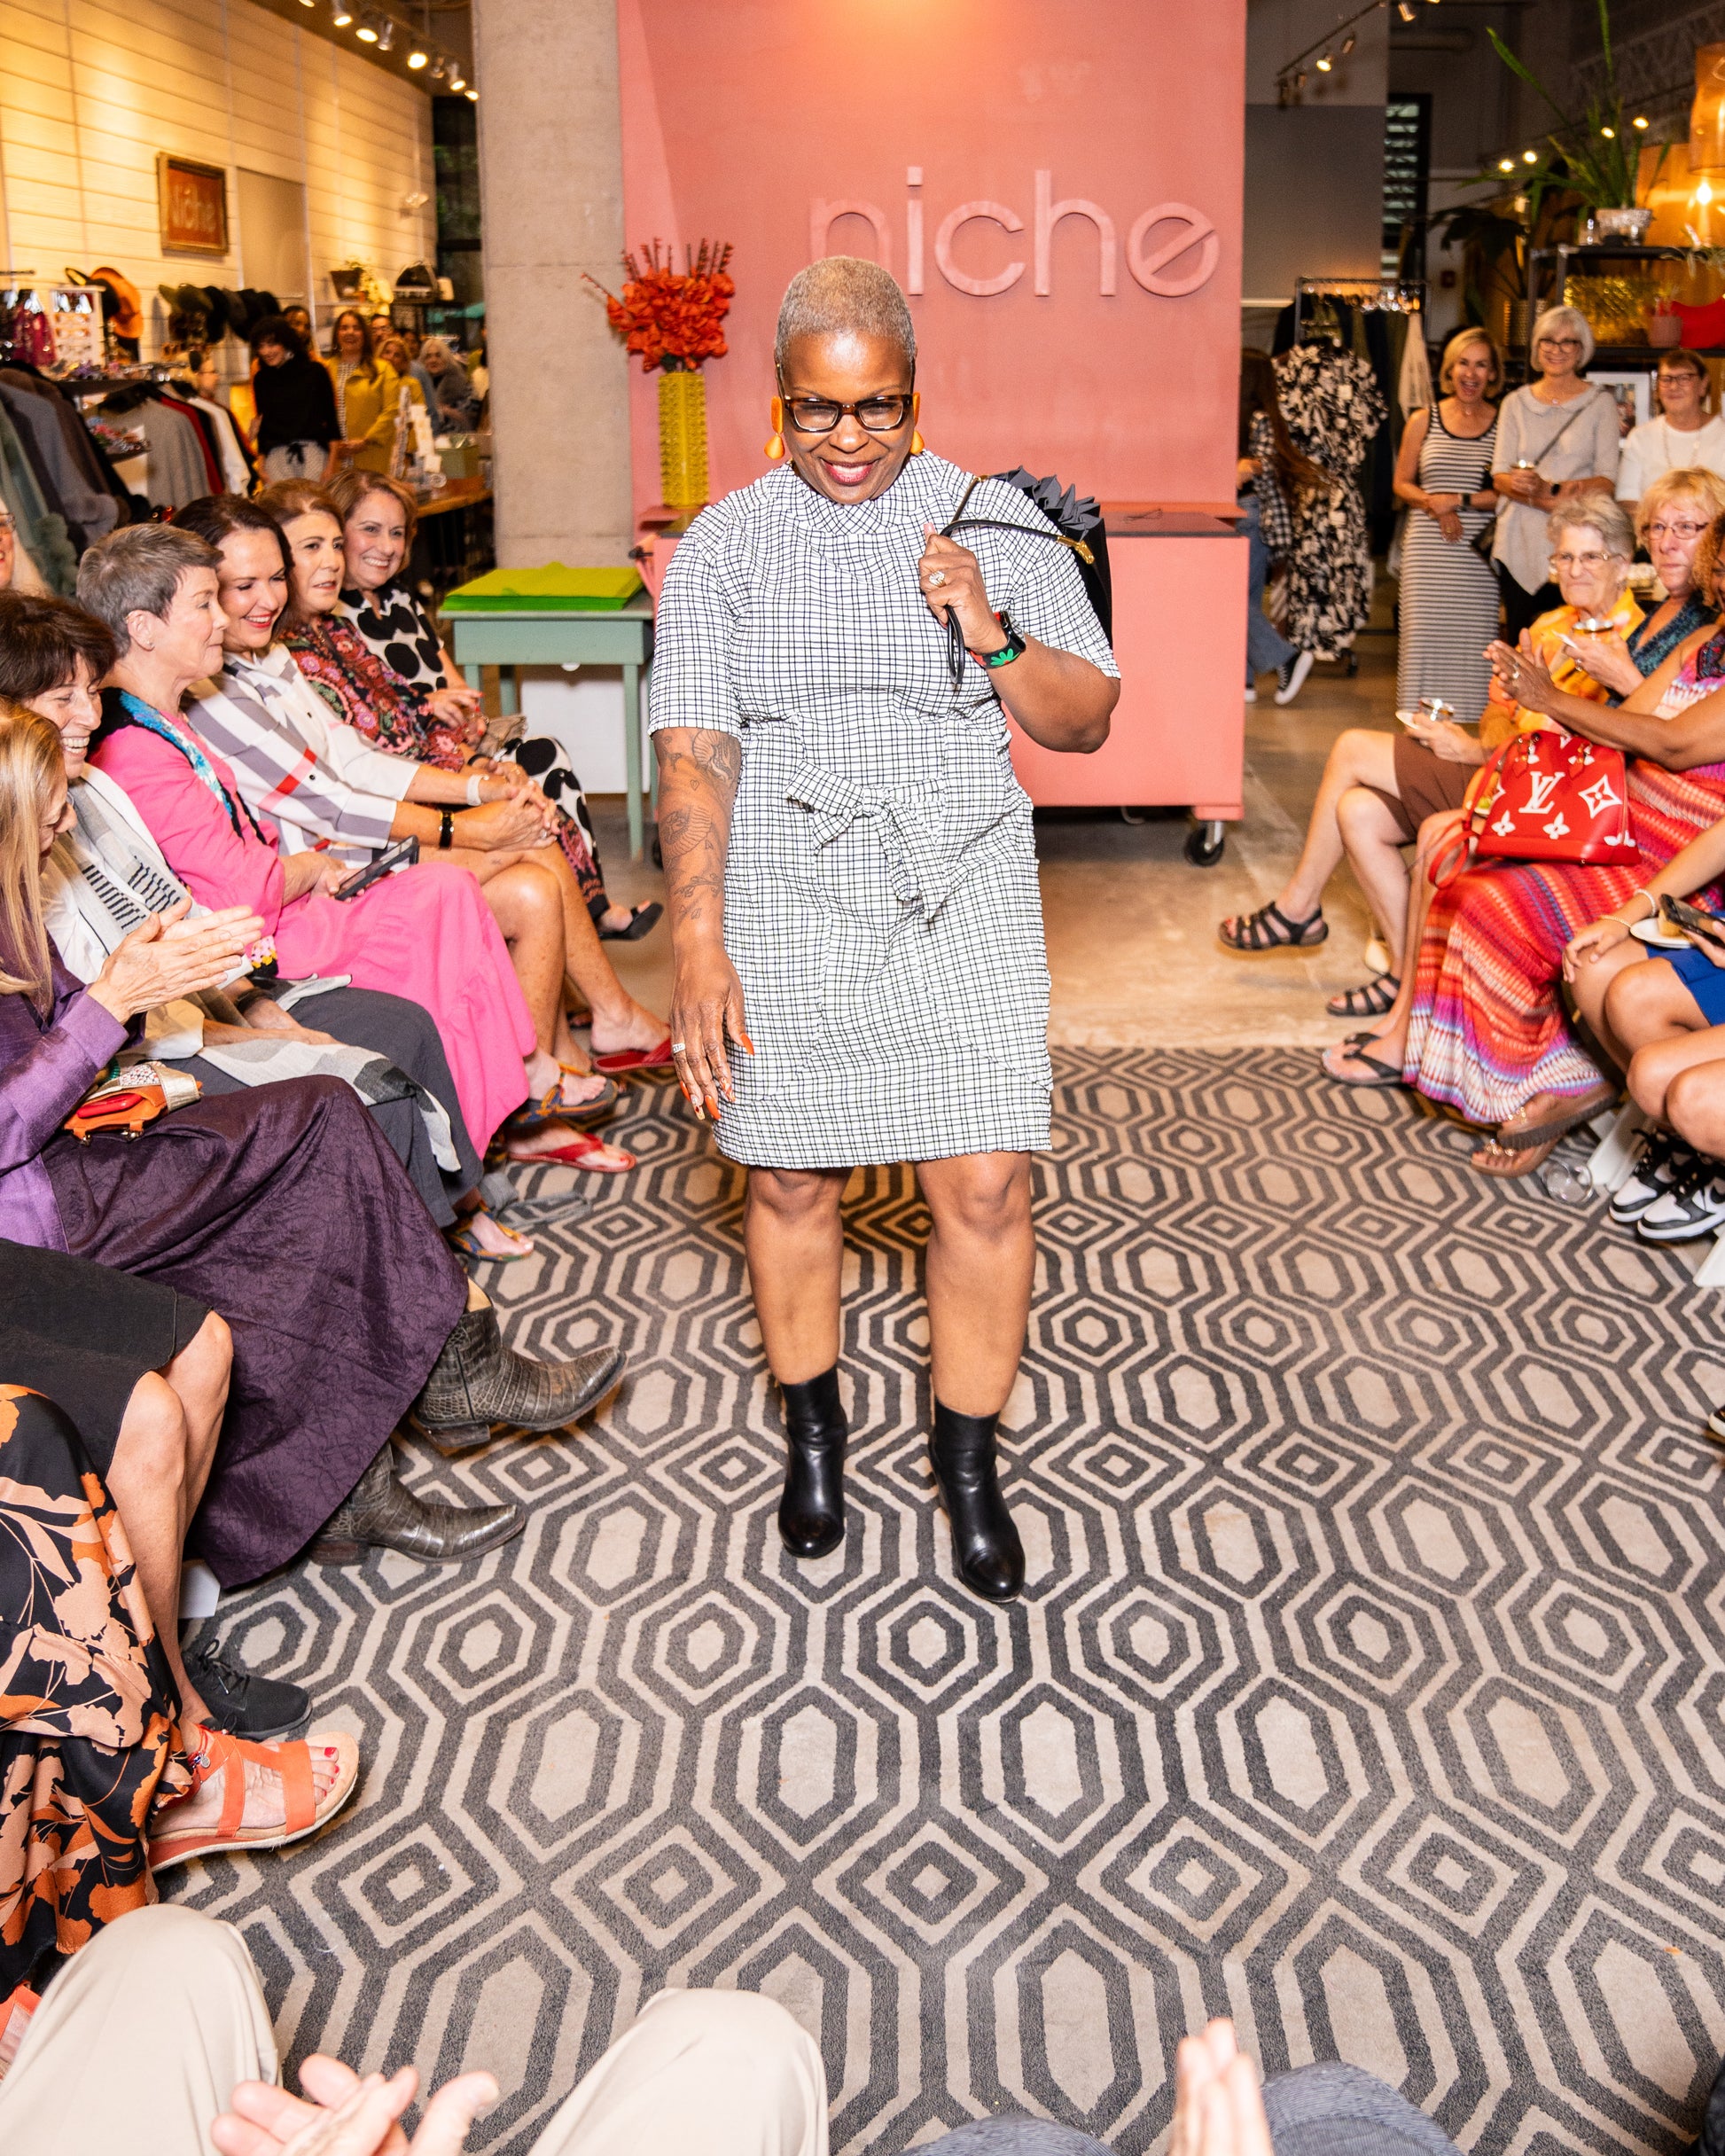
xmin=448 ymin=594 xmax=656 ymax=857
xmin=1004 ymin=501 xmax=1248 ymax=862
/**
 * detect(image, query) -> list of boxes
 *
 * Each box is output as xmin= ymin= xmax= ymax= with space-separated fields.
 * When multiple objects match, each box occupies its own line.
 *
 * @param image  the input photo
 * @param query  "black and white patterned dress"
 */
xmin=1271 ymin=345 xmax=1387 ymax=660
xmin=648 ymin=452 xmax=1119 ymax=1169
xmin=1396 ymin=402 xmax=1500 ymax=715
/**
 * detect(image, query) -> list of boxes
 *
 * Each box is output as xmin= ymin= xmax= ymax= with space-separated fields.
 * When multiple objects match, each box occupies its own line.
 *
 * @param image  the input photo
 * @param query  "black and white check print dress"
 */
xmin=649 ymin=451 xmax=1119 ymax=1169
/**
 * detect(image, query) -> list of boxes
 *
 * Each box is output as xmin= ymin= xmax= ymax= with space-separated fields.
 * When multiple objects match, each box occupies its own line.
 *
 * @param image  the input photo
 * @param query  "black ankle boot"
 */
xmin=778 ymin=1366 xmax=847 ymax=1558
xmin=930 ymin=1402 xmax=1024 ymax=1603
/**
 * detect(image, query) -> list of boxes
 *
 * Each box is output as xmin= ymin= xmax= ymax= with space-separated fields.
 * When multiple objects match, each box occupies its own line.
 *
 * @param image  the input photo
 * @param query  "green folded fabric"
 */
xmin=442 ymin=564 xmax=645 ymax=612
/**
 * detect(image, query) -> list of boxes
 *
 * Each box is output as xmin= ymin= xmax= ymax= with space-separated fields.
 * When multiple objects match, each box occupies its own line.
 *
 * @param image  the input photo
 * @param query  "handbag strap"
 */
xmin=1523 ymin=386 xmax=1610 ymax=475
xmin=1429 ymin=738 xmax=1516 ymax=890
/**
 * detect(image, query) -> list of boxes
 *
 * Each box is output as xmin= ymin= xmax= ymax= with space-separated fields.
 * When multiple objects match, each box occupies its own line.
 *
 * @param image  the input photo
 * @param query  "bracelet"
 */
xmin=438 ymin=808 xmax=455 ymax=851
xmin=465 ymin=771 xmax=485 ymax=806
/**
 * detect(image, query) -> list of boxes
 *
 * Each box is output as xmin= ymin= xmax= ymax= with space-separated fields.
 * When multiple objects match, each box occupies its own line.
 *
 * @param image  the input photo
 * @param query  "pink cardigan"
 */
xmin=92 ymin=723 xmax=535 ymax=1151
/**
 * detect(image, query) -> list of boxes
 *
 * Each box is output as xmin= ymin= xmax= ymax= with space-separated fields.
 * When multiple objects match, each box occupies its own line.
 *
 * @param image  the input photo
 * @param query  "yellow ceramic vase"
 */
xmin=658 ymin=366 xmax=708 ymax=508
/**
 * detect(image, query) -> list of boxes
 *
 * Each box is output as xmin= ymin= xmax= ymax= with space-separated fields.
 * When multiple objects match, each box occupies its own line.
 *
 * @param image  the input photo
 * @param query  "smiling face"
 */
xmin=256 ymin=337 xmax=288 ymax=369
xmin=215 ymin=527 xmax=289 ymax=653
xmin=1657 ymin=359 xmax=1708 ymax=425
xmin=343 ymin=491 xmax=409 ymax=593
xmin=27 ymin=659 xmax=102 ymax=777
xmin=1449 ymin=341 xmax=1493 ymax=405
xmin=1549 ymin=524 xmax=1623 ymax=613
xmin=334 ymin=312 xmax=366 ymax=361
xmin=134 ymin=568 xmax=226 ymax=686
xmin=1535 ymin=327 xmax=1585 ymax=382
xmin=281 ymin=510 xmax=347 ymax=618
xmin=777 ymin=329 xmax=917 ymax=505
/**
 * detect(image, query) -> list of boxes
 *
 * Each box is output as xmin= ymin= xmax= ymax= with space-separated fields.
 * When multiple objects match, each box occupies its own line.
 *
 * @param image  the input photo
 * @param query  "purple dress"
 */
xmin=0 ymin=957 xmax=466 ymax=1584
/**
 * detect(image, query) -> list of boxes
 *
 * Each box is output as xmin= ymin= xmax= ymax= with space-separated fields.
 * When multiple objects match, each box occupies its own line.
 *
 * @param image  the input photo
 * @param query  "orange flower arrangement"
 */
xmin=586 ymin=239 xmax=735 ymax=371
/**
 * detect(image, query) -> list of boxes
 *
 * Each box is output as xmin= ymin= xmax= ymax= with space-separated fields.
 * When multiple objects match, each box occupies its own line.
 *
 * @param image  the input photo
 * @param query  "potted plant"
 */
xmin=587 ymin=240 xmax=735 ymax=509
xmin=1484 ymin=0 xmax=1668 ymax=238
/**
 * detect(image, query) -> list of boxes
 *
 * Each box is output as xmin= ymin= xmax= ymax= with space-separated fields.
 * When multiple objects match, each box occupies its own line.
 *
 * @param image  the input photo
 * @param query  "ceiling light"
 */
xmin=1397 ymin=1 xmax=1415 ymax=17
xmin=1498 ymin=158 xmax=1515 ymax=172
xmin=1315 ymin=51 xmax=1333 ymax=70
xmin=1600 ymin=124 xmax=1615 ymax=137
xmin=355 ymin=15 xmax=379 ymax=40
xmin=1634 ymin=115 xmax=1650 ymax=129
xmin=332 ymin=3 xmax=353 ymax=23
xmin=1523 ymin=149 xmax=1537 ymax=163
xmin=374 ymin=16 xmax=394 ymax=47
xmin=1340 ymin=31 xmax=1355 ymax=54
xmin=407 ymin=44 xmax=426 ymax=65
xmin=449 ymin=72 xmax=465 ymax=89
xmin=427 ymin=54 xmax=446 ymax=78
xmin=464 ymin=87 xmax=476 ymax=100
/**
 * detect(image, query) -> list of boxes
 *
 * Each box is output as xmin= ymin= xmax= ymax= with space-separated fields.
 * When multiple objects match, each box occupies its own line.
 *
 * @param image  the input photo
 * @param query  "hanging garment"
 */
xmin=1398 ymin=325 xmax=1434 ymax=416
xmin=3 ymin=367 xmax=131 ymax=525
xmin=114 ymin=399 xmax=209 ymax=512
xmin=0 ymin=381 xmax=116 ymax=548
xmin=156 ymin=394 xmax=222 ymax=493
xmin=0 ymin=400 xmax=75 ymax=592
xmin=1271 ymin=344 xmax=1387 ymax=659
xmin=183 ymin=391 xmax=254 ymax=490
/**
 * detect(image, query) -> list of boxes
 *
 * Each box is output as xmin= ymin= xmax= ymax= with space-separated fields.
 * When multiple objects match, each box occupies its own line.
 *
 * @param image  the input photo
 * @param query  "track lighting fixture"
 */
xmin=464 ymin=87 xmax=476 ymax=100
xmin=1340 ymin=31 xmax=1355 ymax=54
xmin=355 ymin=14 xmax=379 ymax=42
xmin=408 ymin=43 xmax=426 ymax=66
xmin=332 ymin=3 xmax=353 ymax=25
xmin=374 ymin=15 xmax=394 ymax=48
xmin=1523 ymin=149 xmax=1537 ymax=162
xmin=1315 ymin=51 xmax=1332 ymax=71
xmin=1498 ymin=157 xmax=1515 ymax=172
xmin=1600 ymin=124 xmax=1615 ymax=138
xmin=1396 ymin=1 xmax=1414 ymax=17
xmin=449 ymin=70 xmax=465 ymax=89
xmin=1634 ymin=114 xmax=1649 ymax=129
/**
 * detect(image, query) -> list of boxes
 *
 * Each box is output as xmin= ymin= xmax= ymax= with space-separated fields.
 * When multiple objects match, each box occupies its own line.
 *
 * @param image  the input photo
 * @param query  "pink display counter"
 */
xmin=1005 ymin=503 xmax=1247 ymax=864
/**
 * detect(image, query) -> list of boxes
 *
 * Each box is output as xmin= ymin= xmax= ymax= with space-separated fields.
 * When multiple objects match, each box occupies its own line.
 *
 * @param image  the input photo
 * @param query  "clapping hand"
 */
xmin=1169 ymin=2020 xmax=1274 ymax=2156
xmin=212 ymin=2053 xmax=496 ymax=2156
xmin=1557 ymin=625 xmax=1640 ymax=698
xmin=1486 ymin=636 xmax=1561 ymax=716
xmin=86 ymin=900 xmax=263 ymax=1024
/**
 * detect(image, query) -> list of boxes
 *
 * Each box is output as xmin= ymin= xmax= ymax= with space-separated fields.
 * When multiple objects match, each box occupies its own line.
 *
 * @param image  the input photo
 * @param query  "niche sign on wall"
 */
xmin=617 ymin=0 xmax=1245 ymax=512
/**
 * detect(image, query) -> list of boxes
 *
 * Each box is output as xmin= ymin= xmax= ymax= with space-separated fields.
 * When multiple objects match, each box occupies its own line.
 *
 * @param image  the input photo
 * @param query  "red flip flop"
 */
xmin=591 ymin=1038 xmax=675 ymax=1075
xmin=504 ymin=1130 xmax=636 ymax=1174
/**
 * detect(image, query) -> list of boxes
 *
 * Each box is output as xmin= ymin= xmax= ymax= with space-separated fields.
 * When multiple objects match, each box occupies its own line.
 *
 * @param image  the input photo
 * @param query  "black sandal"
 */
xmin=1323 ymin=1040 xmax=1403 ymax=1088
xmin=598 ymin=901 xmax=663 ymax=942
xmin=1218 ymin=901 xmax=1328 ymax=953
xmin=1327 ymin=974 xmax=1400 ymax=1019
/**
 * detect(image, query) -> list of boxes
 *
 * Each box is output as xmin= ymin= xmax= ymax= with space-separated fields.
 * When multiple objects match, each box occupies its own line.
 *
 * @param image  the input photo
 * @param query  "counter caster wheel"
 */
xmin=1184 ymin=820 xmax=1225 ymax=868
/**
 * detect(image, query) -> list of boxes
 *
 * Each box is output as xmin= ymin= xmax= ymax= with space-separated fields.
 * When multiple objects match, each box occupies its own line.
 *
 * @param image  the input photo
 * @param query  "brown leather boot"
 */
xmin=308 ymin=1445 xmax=524 ymax=1562
xmin=410 ymin=1305 xmax=623 ymax=1455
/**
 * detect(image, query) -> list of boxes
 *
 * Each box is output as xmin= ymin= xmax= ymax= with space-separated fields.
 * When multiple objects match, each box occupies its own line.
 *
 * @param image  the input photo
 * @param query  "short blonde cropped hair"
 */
xmin=1635 ymin=465 xmax=1725 ymax=543
xmin=1438 ymin=328 xmax=1502 ymax=396
xmin=1531 ymin=304 xmax=1596 ymax=371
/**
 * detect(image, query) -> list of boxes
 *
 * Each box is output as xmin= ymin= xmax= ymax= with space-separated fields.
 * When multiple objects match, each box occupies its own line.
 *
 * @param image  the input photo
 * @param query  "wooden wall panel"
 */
xmin=0 ymin=0 xmax=433 ymax=348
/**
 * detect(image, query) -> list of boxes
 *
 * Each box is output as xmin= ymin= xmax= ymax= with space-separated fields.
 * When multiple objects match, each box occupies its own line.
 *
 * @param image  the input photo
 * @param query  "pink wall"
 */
xmin=615 ymin=0 xmax=1245 ymax=524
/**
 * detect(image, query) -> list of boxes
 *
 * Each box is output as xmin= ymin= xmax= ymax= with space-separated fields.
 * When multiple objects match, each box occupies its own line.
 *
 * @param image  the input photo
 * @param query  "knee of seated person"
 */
xmin=66 ymin=1902 xmax=256 ymax=1995
xmin=1329 ymin=727 xmax=1377 ymax=775
xmin=639 ymin=1987 xmax=809 ymax=2058
xmin=1604 ymin=957 xmax=1667 ymax=1034
xmin=120 ymin=1371 xmax=188 ymax=1473
xmin=187 ymin=1309 xmax=233 ymax=1377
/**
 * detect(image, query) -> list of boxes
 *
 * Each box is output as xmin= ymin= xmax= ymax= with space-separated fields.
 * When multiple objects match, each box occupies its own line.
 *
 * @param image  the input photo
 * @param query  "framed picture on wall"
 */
xmin=1591 ymin=369 xmax=1653 ymax=440
xmin=157 ymin=154 xmax=229 ymax=256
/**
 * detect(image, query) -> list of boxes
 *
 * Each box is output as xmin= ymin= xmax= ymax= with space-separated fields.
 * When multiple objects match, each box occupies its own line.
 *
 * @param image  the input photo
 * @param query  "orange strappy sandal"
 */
xmin=148 ymin=1724 xmax=359 ymax=1872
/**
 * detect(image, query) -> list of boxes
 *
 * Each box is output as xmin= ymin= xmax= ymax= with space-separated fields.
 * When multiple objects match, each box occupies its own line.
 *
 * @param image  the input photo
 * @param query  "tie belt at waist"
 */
xmin=784 ymin=758 xmax=996 ymax=918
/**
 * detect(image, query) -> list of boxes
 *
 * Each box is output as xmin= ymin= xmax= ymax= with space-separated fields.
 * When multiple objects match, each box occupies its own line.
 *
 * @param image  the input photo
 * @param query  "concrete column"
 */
xmin=472 ymin=0 xmax=631 ymax=566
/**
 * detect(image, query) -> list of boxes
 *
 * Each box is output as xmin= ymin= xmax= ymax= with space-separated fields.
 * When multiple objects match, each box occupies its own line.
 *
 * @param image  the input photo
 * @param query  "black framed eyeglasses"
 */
xmin=782 ymin=391 xmax=914 ymax=434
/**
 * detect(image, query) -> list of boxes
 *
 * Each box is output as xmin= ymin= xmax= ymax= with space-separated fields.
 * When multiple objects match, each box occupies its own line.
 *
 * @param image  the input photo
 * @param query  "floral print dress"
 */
xmin=1270 ymin=344 xmax=1388 ymax=660
xmin=0 ymin=1387 xmax=189 ymax=1989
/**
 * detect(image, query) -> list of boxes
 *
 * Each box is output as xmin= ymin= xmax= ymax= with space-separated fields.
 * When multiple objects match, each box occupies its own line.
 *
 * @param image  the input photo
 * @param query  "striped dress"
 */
xmin=1403 ymin=621 xmax=1725 ymax=1124
xmin=1396 ymin=403 xmax=1501 ymax=715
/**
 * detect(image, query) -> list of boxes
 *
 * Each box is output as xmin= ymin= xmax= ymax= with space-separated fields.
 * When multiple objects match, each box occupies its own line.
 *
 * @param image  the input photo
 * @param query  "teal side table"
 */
xmin=449 ymin=595 xmax=656 ymax=858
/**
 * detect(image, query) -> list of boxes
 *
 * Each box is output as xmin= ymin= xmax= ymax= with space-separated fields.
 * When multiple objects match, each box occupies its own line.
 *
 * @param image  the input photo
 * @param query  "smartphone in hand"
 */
xmin=332 ymin=834 xmax=420 ymax=902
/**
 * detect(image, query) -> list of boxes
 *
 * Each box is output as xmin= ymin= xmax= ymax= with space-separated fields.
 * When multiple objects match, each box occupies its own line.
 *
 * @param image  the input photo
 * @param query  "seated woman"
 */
xmin=1 ymin=704 xmax=624 ymax=1596
xmin=74 ymin=522 xmax=557 ymax=1156
xmin=0 ymin=1379 xmax=353 ymax=1978
xmin=0 ymin=587 xmax=551 ymax=1258
xmin=326 ymin=468 xmax=659 ymax=941
xmin=1215 ymin=489 xmax=1682 ymax=1009
xmin=1336 ymin=498 xmax=1725 ymax=1175
xmin=175 ymin=496 xmax=633 ymax=1175
xmin=260 ymin=480 xmax=670 ymax=1073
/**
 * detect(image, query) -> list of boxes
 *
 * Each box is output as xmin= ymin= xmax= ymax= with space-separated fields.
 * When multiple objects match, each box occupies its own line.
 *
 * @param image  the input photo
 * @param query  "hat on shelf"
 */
xmin=87 ymin=267 xmax=143 ymax=340
xmin=200 ymin=286 xmax=232 ymax=335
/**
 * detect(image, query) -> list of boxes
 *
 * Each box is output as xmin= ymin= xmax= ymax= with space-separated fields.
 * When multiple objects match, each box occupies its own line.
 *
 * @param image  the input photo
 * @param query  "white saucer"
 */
xmin=1630 ymin=918 xmax=1689 ymax=950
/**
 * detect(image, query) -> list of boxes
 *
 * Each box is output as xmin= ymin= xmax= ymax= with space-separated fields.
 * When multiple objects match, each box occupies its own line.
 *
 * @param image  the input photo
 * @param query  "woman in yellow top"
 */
xmin=325 ymin=309 xmax=423 ymax=473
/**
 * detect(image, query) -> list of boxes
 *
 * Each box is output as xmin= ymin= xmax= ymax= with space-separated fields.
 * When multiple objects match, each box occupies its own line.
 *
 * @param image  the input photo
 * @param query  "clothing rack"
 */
xmin=1292 ymin=277 xmax=1426 ymax=341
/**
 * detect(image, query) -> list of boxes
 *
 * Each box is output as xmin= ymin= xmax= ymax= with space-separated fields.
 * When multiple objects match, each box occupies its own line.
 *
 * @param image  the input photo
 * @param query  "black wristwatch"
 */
xmin=975 ymin=610 xmax=1027 ymax=668
xmin=438 ymin=808 xmax=455 ymax=850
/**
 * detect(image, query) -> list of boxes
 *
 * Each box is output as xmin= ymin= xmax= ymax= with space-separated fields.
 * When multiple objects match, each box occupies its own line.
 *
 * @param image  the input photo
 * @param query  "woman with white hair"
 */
xmin=651 ymin=256 xmax=1119 ymax=1602
xmin=1490 ymin=303 xmax=1623 ymax=642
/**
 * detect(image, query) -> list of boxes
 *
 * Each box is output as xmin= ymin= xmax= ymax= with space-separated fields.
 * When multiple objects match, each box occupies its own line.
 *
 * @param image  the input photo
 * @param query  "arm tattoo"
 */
xmin=654 ymin=730 xmax=742 ymax=938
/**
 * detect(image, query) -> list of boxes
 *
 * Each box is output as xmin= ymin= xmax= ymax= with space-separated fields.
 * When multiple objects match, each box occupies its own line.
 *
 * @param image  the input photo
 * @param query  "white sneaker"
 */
xmin=1609 ymin=1133 xmax=1694 ymax=1226
xmin=1244 ymin=683 xmax=1258 ymax=703
xmin=1636 ymin=1162 xmax=1725 ymax=1242
xmin=1275 ymin=650 xmax=1315 ymax=705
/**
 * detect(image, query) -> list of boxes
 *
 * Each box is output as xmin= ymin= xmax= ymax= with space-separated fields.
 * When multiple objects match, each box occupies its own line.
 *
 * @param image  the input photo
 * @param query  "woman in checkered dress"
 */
xmin=651 ymin=259 xmax=1119 ymax=1603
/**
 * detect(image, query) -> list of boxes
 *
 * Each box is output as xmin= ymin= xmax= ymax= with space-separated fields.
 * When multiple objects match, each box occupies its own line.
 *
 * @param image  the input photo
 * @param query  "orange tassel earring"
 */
xmin=764 ymin=395 xmax=786 ymax=461
xmin=909 ymin=429 xmax=925 ymax=454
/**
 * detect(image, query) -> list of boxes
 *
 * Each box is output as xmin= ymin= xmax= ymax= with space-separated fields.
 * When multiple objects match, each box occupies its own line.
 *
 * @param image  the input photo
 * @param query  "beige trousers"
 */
xmin=0 ymin=1904 xmax=830 ymax=2156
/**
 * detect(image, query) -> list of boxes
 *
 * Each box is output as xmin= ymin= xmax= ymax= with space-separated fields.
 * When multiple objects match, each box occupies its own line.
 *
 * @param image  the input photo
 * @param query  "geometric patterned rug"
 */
xmin=163 ymin=1049 xmax=1725 ymax=2155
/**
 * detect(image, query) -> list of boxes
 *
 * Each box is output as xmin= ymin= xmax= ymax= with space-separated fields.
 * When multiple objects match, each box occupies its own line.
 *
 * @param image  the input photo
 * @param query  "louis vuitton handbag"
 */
xmin=1429 ymin=729 xmax=1635 ymax=888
